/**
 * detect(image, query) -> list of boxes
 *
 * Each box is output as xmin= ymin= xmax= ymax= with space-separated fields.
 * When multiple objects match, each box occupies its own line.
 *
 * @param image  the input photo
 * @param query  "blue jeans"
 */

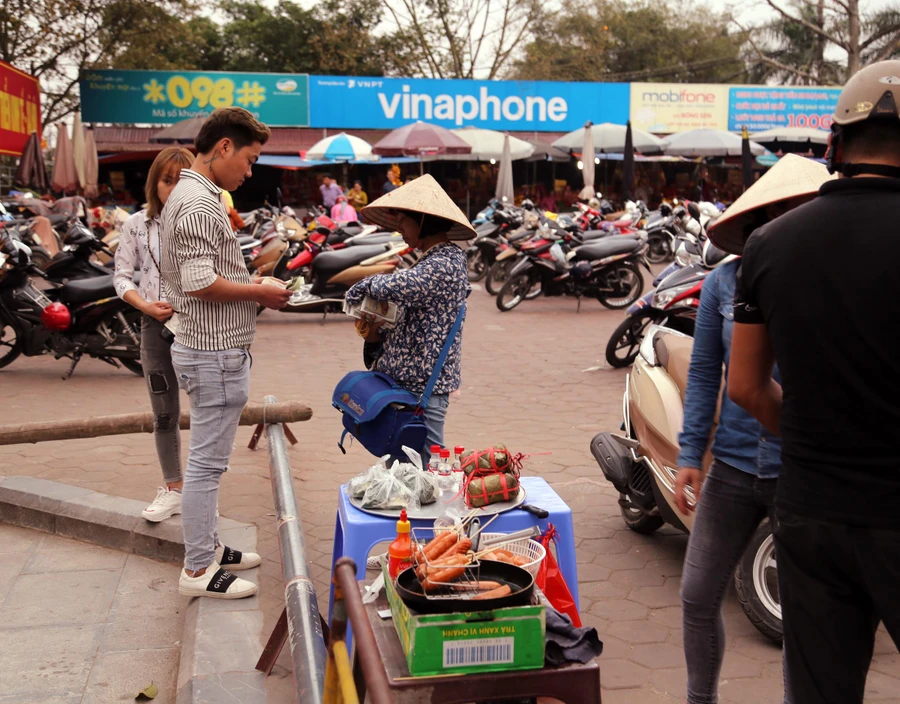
xmin=680 ymin=459 xmax=790 ymax=704
xmin=421 ymin=393 xmax=450 ymax=454
xmin=170 ymin=343 xmax=251 ymax=572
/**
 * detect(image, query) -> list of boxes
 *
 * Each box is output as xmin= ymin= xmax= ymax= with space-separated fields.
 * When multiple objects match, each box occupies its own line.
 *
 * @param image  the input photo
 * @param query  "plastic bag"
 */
xmin=360 ymin=468 xmax=419 ymax=511
xmin=348 ymin=455 xmax=390 ymax=500
xmin=391 ymin=447 xmax=439 ymax=505
xmin=536 ymin=524 xmax=582 ymax=627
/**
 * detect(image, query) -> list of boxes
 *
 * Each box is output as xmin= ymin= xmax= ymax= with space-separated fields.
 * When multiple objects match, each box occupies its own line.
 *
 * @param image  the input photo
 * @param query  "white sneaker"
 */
xmin=142 ymin=487 xmax=182 ymax=522
xmin=179 ymin=562 xmax=258 ymax=599
xmin=367 ymin=552 xmax=386 ymax=570
xmin=216 ymin=545 xmax=261 ymax=571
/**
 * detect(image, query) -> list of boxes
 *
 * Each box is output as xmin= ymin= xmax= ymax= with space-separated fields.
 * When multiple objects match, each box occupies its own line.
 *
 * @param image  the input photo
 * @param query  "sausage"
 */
xmin=420 ymin=554 xmax=468 ymax=579
xmin=448 ymin=581 xmax=502 ymax=591
xmin=472 ymin=585 xmax=513 ymax=600
xmin=441 ymin=537 xmax=472 ymax=560
xmin=423 ymin=565 xmax=467 ymax=591
xmin=423 ymin=531 xmax=458 ymax=560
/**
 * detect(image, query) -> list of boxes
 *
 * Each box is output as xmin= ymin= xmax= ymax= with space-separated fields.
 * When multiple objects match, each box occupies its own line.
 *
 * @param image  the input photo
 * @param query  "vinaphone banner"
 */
xmin=0 ymin=60 xmax=41 ymax=156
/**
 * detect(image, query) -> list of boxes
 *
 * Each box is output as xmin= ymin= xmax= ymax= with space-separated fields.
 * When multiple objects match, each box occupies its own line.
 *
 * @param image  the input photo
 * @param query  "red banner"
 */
xmin=0 ymin=60 xmax=41 ymax=156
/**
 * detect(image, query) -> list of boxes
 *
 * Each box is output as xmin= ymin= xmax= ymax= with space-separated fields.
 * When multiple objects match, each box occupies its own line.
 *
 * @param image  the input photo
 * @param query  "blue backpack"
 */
xmin=333 ymin=304 xmax=465 ymax=457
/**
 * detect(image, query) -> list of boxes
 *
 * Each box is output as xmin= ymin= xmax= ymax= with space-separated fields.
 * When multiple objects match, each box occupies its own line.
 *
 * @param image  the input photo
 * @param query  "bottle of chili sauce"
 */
xmin=388 ymin=509 xmax=413 ymax=579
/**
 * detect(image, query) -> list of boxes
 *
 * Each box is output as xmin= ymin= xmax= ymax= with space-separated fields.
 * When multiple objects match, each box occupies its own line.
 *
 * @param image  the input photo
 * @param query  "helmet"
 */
xmin=587 ymin=197 xmax=601 ymax=210
xmin=41 ymin=302 xmax=71 ymax=331
xmin=521 ymin=199 xmax=535 ymax=211
xmin=571 ymin=261 xmax=593 ymax=279
xmin=829 ymin=60 xmax=900 ymax=175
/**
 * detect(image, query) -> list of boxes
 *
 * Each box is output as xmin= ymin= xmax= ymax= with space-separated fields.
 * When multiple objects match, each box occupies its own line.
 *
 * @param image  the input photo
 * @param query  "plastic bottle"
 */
xmin=437 ymin=449 xmax=454 ymax=495
xmin=451 ymin=446 xmax=465 ymax=486
xmin=428 ymin=445 xmax=442 ymax=473
xmin=388 ymin=509 xmax=413 ymax=579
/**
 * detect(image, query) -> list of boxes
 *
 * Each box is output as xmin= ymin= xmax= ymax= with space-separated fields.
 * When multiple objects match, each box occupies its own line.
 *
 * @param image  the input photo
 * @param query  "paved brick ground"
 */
xmin=1 ymin=283 xmax=898 ymax=702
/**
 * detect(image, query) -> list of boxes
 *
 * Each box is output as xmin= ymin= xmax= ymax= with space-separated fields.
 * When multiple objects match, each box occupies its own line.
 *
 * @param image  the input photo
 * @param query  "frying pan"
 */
xmin=395 ymin=560 xmax=535 ymax=614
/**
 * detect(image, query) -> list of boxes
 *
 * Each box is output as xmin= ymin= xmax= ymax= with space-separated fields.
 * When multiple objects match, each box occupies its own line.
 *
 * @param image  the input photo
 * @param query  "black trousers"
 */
xmin=774 ymin=508 xmax=900 ymax=704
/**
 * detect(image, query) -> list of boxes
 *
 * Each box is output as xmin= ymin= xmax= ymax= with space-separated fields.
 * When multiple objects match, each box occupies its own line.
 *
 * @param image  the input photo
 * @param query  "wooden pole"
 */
xmin=0 ymin=401 xmax=312 ymax=446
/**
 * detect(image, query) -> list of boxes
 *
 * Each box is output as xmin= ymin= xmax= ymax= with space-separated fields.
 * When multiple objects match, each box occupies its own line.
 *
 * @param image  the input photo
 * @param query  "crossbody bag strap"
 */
xmin=417 ymin=302 xmax=466 ymax=412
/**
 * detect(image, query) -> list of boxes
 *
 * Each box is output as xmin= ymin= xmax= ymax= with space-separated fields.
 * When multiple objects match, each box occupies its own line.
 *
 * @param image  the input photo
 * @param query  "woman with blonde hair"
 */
xmin=113 ymin=146 xmax=194 ymax=522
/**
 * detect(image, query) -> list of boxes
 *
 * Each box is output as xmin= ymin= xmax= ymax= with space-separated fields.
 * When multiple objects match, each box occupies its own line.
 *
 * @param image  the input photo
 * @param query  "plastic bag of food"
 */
xmin=466 ymin=472 xmax=520 ymax=508
xmin=347 ymin=456 xmax=390 ymax=500
xmin=360 ymin=468 xmax=419 ymax=511
xmin=391 ymin=447 xmax=439 ymax=505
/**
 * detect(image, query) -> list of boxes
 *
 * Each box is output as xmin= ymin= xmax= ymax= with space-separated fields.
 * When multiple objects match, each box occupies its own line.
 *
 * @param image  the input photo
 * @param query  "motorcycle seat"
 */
xmin=313 ymin=244 xmax=392 ymax=280
xmin=58 ymin=274 xmax=117 ymax=304
xmin=344 ymin=234 xmax=402 ymax=247
xmin=653 ymin=333 xmax=694 ymax=402
xmin=580 ymin=229 xmax=609 ymax=241
xmin=237 ymin=235 xmax=257 ymax=246
xmin=574 ymin=236 xmax=642 ymax=261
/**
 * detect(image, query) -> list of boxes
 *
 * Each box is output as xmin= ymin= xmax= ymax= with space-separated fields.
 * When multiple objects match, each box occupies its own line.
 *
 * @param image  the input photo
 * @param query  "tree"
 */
xmin=736 ymin=0 xmax=900 ymax=83
xmin=380 ymin=0 xmax=544 ymax=79
xmin=509 ymin=0 xmax=748 ymax=83
xmin=0 ymin=0 xmax=192 ymax=124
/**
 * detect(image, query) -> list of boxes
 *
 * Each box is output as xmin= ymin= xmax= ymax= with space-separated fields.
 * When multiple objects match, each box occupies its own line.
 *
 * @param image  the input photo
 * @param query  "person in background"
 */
xmin=220 ymin=188 xmax=244 ymax=231
xmin=728 ymin=62 xmax=900 ymax=704
xmin=95 ymin=183 xmax=113 ymax=206
xmin=381 ymin=169 xmax=397 ymax=194
xmin=319 ymin=173 xmax=343 ymax=210
xmin=330 ymin=194 xmax=358 ymax=222
xmin=160 ymin=107 xmax=291 ymax=600
xmin=114 ymin=146 xmax=194 ymax=522
xmin=347 ymin=180 xmax=368 ymax=211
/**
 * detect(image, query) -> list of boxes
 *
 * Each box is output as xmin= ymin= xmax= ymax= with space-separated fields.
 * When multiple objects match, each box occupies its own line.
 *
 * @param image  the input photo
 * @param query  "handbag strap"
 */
xmin=417 ymin=302 xmax=466 ymax=411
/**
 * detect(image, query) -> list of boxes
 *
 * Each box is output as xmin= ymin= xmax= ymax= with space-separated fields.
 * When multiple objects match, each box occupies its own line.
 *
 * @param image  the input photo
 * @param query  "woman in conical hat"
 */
xmin=674 ymin=154 xmax=832 ymax=704
xmin=345 ymin=174 xmax=474 ymax=458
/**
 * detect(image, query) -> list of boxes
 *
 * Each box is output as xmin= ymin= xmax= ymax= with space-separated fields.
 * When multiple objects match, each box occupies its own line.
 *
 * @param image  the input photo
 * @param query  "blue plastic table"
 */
xmin=328 ymin=476 xmax=580 ymax=635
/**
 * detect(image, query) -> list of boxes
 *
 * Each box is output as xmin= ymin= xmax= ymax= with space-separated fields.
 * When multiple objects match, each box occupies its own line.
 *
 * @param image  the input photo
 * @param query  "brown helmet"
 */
xmin=833 ymin=60 xmax=900 ymax=126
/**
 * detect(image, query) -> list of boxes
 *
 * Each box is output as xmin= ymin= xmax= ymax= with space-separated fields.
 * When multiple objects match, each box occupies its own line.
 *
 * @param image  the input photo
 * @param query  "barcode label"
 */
xmin=443 ymin=637 xmax=515 ymax=668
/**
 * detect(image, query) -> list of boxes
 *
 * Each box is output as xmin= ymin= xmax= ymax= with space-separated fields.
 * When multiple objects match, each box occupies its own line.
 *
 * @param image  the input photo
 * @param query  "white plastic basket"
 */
xmin=480 ymin=532 xmax=546 ymax=577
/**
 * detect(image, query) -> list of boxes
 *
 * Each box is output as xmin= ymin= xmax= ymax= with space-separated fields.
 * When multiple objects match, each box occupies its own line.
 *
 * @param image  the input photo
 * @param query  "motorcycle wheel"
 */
xmin=467 ymin=249 xmax=488 ymax=282
xmin=0 ymin=316 xmax=23 ymax=369
xmin=646 ymin=235 xmax=672 ymax=264
xmin=29 ymin=246 xmax=52 ymax=270
xmin=619 ymin=493 xmax=664 ymax=534
xmin=606 ymin=310 xmax=659 ymax=368
xmin=496 ymin=272 xmax=534 ymax=312
xmin=597 ymin=263 xmax=644 ymax=310
xmin=486 ymin=259 xmax=514 ymax=295
xmin=734 ymin=520 xmax=783 ymax=643
xmin=109 ymin=310 xmax=144 ymax=376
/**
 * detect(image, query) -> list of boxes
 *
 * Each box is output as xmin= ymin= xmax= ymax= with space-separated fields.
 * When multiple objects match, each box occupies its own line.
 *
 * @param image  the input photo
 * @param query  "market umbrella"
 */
xmin=750 ymin=126 xmax=830 ymax=145
xmin=526 ymin=141 xmax=570 ymax=162
xmin=741 ymin=126 xmax=754 ymax=191
xmin=495 ymin=134 xmax=514 ymax=202
xmin=622 ymin=121 xmax=635 ymax=201
xmin=72 ymin=113 xmax=86 ymax=189
xmin=83 ymin=129 xmax=99 ymax=199
xmin=553 ymin=122 xmax=666 ymax=154
xmin=579 ymin=121 xmax=595 ymax=200
xmin=51 ymin=123 xmax=78 ymax=193
xmin=150 ymin=116 xmax=207 ymax=144
xmin=663 ymin=128 xmax=765 ymax=157
xmin=450 ymin=126 xmax=534 ymax=161
xmin=306 ymin=132 xmax=374 ymax=161
xmin=14 ymin=132 xmax=50 ymax=193
xmin=372 ymin=121 xmax=472 ymax=174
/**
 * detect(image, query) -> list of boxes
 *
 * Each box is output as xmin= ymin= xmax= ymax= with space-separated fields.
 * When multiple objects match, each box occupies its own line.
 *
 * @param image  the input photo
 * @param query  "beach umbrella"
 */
xmin=306 ymin=132 xmax=374 ymax=161
xmin=553 ymin=122 xmax=666 ymax=154
xmin=495 ymin=134 xmax=514 ymax=202
xmin=579 ymin=121 xmax=595 ymax=200
xmin=372 ymin=121 xmax=471 ymax=175
xmin=14 ymin=132 xmax=50 ymax=193
xmin=741 ymin=126 xmax=755 ymax=191
xmin=51 ymin=123 xmax=78 ymax=193
xmin=663 ymin=129 xmax=765 ymax=157
xmin=622 ymin=121 xmax=635 ymax=201
xmin=72 ymin=113 xmax=86 ymax=189
xmin=450 ymin=126 xmax=534 ymax=161
xmin=150 ymin=116 xmax=206 ymax=144
xmin=83 ymin=129 xmax=99 ymax=199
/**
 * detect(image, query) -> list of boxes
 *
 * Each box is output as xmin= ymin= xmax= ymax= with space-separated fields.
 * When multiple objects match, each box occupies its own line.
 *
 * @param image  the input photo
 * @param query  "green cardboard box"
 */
xmin=382 ymin=562 xmax=546 ymax=676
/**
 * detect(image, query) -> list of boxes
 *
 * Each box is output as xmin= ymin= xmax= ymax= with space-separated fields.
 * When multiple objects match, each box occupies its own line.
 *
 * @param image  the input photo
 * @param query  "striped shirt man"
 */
xmin=160 ymin=169 xmax=255 ymax=350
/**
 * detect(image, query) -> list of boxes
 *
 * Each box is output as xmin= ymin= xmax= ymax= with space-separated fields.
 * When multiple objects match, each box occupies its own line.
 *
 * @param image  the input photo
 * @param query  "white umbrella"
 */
xmin=51 ymin=123 xmax=78 ymax=193
xmin=83 ymin=129 xmax=99 ymax=199
xmin=579 ymin=121 xmax=595 ymax=200
xmin=553 ymin=122 xmax=666 ymax=154
xmin=749 ymin=127 xmax=830 ymax=145
xmin=306 ymin=132 xmax=374 ymax=161
xmin=450 ymin=126 xmax=534 ymax=161
xmin=72 ymin=113 xmax=86 ymax=189
xmin=664 ymin=129 xmax=766 ymax=157
xmin=495 ymin=134 xmax=514 ymax=202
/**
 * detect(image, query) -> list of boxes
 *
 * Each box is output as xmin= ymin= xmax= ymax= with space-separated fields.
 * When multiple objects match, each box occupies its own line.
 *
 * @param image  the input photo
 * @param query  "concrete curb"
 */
xmin=0 ymin=476 xmax=269 ymax=704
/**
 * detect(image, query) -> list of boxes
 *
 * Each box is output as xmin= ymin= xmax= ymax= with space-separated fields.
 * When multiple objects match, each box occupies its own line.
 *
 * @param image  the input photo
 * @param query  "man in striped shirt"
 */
xmin=161 ymin=108 xmax=291 ymax=599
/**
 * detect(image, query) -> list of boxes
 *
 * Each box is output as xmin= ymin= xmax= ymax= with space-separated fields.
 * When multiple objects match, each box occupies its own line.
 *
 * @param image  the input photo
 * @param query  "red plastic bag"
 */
xmin=535 ymin=524 xmax=582 ymax=627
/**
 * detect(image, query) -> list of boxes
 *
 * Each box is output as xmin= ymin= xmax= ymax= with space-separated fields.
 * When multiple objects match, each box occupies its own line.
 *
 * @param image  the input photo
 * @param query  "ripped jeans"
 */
xmin=140 ymin=316 xmax=182 ymax=484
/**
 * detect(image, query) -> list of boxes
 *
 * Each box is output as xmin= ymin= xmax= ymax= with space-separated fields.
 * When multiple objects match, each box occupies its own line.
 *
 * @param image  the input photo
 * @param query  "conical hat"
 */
xmin=361 ymin=174 xmax=476 ymax=241
xmin=709 ymin=154 xmax=836 ymax=254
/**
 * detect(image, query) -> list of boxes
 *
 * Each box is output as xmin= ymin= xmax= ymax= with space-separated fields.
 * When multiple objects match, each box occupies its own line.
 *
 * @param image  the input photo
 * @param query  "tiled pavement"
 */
xmin=1 ymin=283 xmax=898 ymax=702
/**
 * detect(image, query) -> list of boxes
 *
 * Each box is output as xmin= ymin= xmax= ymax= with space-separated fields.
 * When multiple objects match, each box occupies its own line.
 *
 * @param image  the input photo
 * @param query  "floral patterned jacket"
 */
xmin=345 ymin=242 xmax=470 ymax=396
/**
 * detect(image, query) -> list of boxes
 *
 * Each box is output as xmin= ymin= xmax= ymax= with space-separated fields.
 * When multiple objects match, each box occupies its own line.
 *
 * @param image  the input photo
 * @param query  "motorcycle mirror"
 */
xmin=687 ymin=202 xmax=701 ymax=221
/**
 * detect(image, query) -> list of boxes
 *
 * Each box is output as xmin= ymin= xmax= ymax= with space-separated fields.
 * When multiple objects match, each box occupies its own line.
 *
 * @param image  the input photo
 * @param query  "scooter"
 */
xmin=591 ymin=325 xmax=782 ymax=642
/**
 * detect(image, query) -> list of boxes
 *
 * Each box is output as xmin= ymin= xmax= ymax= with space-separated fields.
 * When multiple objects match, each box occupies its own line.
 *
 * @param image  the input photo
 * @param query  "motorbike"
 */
xmin=467 ymin=208 xmax=524 ymax=284
xmin=496 ymin=231 xmax=650 ymax=312
xmin=591 ymin=324 xmax=782 ymax=642
xmin=0 ymin=233 xmax=143 ymax=379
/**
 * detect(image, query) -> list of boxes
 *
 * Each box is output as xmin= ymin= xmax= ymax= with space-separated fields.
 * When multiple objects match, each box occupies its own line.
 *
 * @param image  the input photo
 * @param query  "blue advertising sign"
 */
xmin=79 ymin=69 xmax=309 ymax=126
xmin=308 ymin=76 xmax=629 ymax=132
xmin=728 ymin=86 xmax=840 ymax=132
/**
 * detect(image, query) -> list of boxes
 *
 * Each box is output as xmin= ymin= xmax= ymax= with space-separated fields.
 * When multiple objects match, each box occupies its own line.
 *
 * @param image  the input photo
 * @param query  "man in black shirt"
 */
xmin=728 ymin=61 xmax=900 ymax=704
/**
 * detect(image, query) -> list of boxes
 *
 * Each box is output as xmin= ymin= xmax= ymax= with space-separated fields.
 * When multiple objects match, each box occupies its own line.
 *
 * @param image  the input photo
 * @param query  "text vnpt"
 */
xmin=377 ymin=85 xmax=568 ymax=126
